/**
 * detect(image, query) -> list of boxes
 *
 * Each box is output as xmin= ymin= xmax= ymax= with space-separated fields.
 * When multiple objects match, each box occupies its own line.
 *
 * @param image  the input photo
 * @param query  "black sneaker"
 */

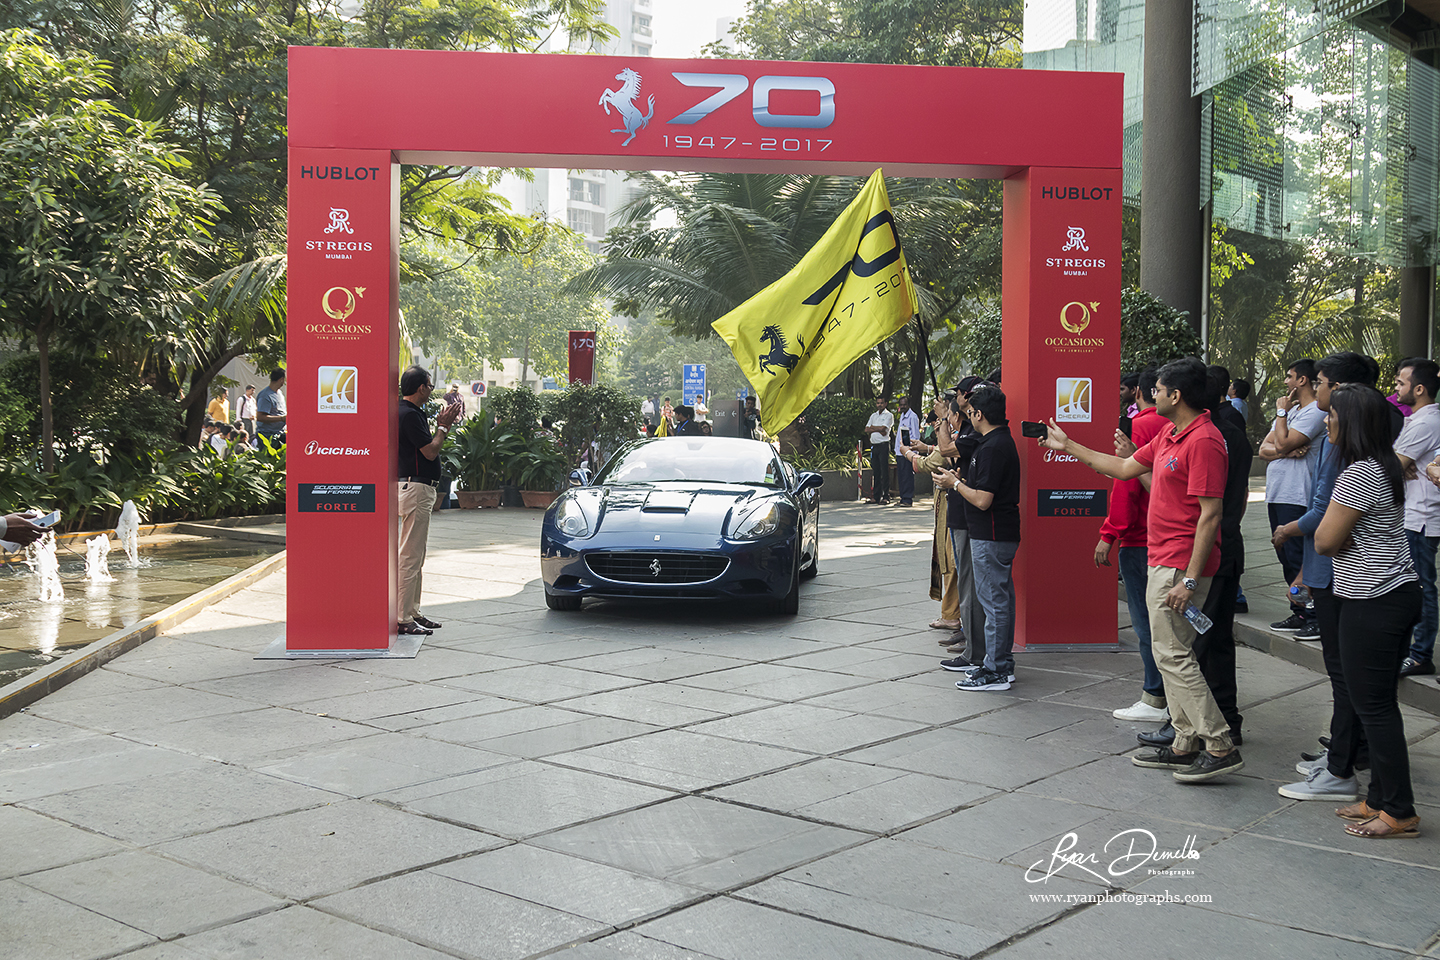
xmin=955 ymin=668 xmax=1011 ymax=692
xmin=1132 ymin=746 xmax=1200 ymax=769
xmin=1270 ymin=613 xmax=1307 ymax=632
xmin=940 ymin=655 xmax=979 ymax=672
xmin=1137 ymin=721 xmax=1176 ymax=747
xmin=1294 ymin=621 xmax=1320 ymax=641
xmin=1173 ymin=750 xmax=1245 ymax=782
xmin=1400 ymin=657 xmax=1436 ymax=677
xmin=1234 ymin=602 xmax=1249 ymax=613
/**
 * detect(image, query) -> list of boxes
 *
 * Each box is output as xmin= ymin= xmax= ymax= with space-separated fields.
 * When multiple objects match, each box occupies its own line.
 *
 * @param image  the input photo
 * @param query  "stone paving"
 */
xmin=2 ymin=502 xmax=1439 ymax=960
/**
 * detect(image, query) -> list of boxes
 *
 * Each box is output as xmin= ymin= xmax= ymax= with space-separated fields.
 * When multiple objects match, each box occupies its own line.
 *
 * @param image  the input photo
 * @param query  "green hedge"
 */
xmin=803 ymin=396 xmax=873 ymax=451
xmin=0 ymin=445 xmax=285 ymax=534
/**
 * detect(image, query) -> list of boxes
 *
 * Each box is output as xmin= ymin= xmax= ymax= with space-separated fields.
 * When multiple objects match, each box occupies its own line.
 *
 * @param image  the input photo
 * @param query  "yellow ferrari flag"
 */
xmin=711 ymin=169 xmax=918 ymax=435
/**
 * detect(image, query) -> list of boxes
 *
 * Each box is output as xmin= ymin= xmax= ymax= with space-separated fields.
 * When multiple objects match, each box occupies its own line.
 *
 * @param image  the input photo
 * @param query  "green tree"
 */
xmin=711 ymin=0 xmax=1021 ymax=69
xmin=570 ymin=172 xmax=991 ymax=403
xmin=0 ymin=29 xmax=218 ymax=470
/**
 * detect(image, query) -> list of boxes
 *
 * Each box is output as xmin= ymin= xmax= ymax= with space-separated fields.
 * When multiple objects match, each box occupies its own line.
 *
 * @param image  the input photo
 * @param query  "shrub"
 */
xmin=803 ymin=396 xmax=874 ymax=450
xmin=483 ymin=387 xmax=542 ymax=439
xmin=542 ymin=383 xmax=641 ymax=468
xmin=0 ymin=354 xmax=183 ymax=462
xmin=1120 ymin=287 xmax=1201 ymax=370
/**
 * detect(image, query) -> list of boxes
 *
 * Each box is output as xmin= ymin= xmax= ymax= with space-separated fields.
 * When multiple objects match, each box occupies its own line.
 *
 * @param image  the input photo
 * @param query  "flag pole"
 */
xmin=915 ymin=313 xmax=939 ymax=399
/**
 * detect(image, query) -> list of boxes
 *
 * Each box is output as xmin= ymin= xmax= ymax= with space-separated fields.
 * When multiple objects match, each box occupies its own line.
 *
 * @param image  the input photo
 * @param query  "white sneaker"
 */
xmin=1113 ymin=700 xmax=1170 ymax=722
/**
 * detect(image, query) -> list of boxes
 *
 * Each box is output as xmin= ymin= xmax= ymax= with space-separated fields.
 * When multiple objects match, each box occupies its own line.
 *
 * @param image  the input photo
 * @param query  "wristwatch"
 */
xmin=1275 ymin=408 xmax=1288 ymax=418
xmin=1182 ymin=577 xmax=1198 ymax=591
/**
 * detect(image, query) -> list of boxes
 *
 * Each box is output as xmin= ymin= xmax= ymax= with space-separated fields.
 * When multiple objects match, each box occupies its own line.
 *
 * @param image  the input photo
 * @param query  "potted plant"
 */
xmin=514 ymin=436 xmax=570 ymax=508
xmin=442 ymin=416 xmax=525 ymax=508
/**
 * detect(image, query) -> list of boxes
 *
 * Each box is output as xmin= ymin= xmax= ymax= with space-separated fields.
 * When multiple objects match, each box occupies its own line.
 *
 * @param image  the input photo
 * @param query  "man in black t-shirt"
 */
xmin=397 ymin=366 xmax=461 ymax=636
xmin=934 ymin=385 xmax=1022 ymax=691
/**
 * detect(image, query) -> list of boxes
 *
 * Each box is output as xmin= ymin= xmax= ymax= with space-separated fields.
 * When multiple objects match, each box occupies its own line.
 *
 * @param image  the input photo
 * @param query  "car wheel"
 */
xmin=800 ymin=544 xmax=819 ymax=580
xmin=545 ymin=592 xmax=582 ymax=611
xmin=775 ymin=553 xmax=800 ymax=615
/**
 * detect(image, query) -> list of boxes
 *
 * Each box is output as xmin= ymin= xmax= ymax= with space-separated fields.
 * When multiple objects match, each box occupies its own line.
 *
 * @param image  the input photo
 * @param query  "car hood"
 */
xmin=586 ymin=483 xmax=776 ymax=535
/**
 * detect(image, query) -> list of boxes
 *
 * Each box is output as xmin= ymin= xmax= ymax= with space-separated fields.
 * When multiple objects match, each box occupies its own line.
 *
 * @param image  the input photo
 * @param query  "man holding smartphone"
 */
xmin=892 ymin=396 xmax=921 ymax=507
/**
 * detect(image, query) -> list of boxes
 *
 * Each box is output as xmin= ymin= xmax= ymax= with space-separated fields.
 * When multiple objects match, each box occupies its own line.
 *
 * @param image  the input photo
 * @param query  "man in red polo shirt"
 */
xmin=1042 ymin=357 xmax=1242 ymax=783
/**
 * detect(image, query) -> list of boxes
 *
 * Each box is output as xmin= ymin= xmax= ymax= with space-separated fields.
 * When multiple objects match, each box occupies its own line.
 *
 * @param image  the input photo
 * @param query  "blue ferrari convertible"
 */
xmin=540 ymin=436 xmax=823 ymax=614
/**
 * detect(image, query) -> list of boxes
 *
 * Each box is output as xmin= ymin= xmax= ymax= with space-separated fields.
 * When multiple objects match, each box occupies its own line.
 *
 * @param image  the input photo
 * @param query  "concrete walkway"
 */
xmin=2 ymin=502 xmax=1438 ymax=960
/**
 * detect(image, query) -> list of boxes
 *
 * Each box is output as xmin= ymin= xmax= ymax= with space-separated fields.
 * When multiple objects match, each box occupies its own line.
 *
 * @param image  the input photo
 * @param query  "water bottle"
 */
xmin=1184 ymin=603 xmax=1213 ymax=634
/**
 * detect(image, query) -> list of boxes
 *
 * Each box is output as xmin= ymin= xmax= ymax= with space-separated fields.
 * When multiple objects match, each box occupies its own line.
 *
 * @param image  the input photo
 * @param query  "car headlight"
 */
xmin=554 ymin=496 xmax=591 ymax=538
xmin=729 ymin=501 xmax=781 ymax=540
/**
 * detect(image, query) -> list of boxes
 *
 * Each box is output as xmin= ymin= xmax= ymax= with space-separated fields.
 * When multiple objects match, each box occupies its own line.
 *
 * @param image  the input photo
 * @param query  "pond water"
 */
xmin=0 ymin=535 xmax=283 ymax=688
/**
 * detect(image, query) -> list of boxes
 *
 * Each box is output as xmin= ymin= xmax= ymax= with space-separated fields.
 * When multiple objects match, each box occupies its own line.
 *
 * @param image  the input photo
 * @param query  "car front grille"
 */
xmin=585 ymin=552 xmax=730 ymax=584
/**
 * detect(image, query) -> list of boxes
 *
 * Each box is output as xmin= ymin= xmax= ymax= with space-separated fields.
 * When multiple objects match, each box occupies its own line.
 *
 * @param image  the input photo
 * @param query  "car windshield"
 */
xmin=597 ymin=438 xmax=783 ymax=487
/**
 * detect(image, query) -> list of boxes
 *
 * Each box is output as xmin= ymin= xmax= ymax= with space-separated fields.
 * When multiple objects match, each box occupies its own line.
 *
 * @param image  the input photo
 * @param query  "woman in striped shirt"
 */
xmin=1316 ymin=383 xmax=1422 ymax=838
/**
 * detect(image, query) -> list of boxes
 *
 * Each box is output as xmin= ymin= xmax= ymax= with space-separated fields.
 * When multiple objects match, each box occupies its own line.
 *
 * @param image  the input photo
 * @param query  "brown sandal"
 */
xmin=1345 ymin=811 xmax=1420 ymax=839
xmin=1335 ymin=801 xmax=1380 ymax=822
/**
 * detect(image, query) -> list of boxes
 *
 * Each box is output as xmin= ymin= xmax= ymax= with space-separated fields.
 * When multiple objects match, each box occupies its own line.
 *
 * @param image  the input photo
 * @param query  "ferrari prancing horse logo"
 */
xmin=599 ymin=68 xmax=655 ymax=147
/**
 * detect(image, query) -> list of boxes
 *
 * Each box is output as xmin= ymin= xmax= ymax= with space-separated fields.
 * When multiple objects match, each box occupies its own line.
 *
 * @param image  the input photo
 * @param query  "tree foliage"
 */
xmin=0 ymin=29 xmax=218 ymax=469
xmin=711 ymin=0 xmax=1021 ymax=69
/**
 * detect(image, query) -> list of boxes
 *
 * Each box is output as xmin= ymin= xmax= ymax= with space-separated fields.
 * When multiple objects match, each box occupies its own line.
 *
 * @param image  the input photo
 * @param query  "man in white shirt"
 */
xmin=891 ymin=396 xmax=922 ymax=507
xmin=237 ymin=385 xmax=258 ymax=439
xmin=864 ymin=397 xmax=895 ymax=503
xmin=1259 ymin=358 xmax=1325 ymax=634
xmin=1395 ymin=357 xmax=1440 ymax=676
xmin=640 ymin=396 xmax=655 ymax=432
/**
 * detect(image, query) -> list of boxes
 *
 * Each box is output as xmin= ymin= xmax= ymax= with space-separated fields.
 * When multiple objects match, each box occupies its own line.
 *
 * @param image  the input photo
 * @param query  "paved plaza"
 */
xmin=2 ymin=502 xmax=1439 ymax=960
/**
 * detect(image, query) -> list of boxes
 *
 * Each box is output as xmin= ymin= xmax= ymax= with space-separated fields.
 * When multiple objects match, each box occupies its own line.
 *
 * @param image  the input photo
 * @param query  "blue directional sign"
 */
xmin=683 ymin=364 xmax=706 ymax=406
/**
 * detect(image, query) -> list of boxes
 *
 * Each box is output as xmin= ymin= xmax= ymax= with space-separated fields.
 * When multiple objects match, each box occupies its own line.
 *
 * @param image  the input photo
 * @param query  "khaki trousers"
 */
xmin=397 ymin=480 xmax=436 ymax=623
xmin=940 ymin=563 xmax=961 ymax=621
xmin=1146 ymin=565 xmax=1234 ymax=754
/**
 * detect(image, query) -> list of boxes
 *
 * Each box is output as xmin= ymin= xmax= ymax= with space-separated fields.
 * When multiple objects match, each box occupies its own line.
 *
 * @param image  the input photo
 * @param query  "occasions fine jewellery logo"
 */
xmin=1045 ymin=301 xmax=1105 ymax=354
xmin=306 ymin=287 xmax=372 ymax=341
xmin=304 ymin=208 xmax=374 ymax=259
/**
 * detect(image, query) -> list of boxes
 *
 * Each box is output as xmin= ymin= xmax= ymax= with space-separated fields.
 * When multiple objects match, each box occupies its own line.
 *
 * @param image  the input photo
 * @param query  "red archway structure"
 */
xmin=283 ymin=47 xmax=1122 ymax=654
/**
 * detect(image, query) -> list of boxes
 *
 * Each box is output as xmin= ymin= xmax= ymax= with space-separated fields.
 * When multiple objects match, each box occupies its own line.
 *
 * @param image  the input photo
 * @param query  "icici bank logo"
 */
xmin=304 ymin=441 xmax=371 ymax=456
xmin=1043 ymin=449 xmax=1078 ymax=463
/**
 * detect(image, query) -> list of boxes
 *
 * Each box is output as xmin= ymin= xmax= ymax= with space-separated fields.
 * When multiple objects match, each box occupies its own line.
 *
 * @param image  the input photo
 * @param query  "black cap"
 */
xmin=954 ymin=375 xmax=986 ymax=397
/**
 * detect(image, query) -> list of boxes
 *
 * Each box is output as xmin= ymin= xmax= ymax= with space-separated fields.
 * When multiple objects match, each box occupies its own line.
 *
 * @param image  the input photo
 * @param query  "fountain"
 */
xmin=85 ymin=534 xmax=116 ymax=583
xmin=116 ymin=500 xmax=140 ymax=567
xmin=32 ymin=532 xmax=64 ymax=602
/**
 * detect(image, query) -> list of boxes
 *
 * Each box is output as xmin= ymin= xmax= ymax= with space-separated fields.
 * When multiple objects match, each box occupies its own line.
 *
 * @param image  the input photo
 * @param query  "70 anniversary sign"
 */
xmin=286 ymin=47 xmax=1122 ymax=654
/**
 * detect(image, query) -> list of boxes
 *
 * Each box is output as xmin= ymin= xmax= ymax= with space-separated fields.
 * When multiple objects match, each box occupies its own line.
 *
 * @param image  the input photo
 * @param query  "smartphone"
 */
xmin=1020 ymin=420 xmax=1049 ymax=440
xmin=33 ymin=510 xmax=61 ymax=528
xmin=900 ymin=428 xmax=912 ymax=445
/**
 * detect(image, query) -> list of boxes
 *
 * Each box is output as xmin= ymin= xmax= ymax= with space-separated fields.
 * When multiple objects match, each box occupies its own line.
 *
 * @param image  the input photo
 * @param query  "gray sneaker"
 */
xmin=1277 ymin=767 xmax=1359 ymax=801
xmin=1296 ymin=751 xmax=1327 ymax=776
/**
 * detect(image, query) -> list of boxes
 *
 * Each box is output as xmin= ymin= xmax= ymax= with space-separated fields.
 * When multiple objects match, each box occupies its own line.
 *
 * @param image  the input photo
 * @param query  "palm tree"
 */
xmin=568 ymin=171 xmax=999 ymax=401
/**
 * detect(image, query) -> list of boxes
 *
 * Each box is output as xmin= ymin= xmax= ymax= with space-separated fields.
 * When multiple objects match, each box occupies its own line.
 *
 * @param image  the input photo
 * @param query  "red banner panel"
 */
xmin=568 ymin=330 xmax=596 ymax=386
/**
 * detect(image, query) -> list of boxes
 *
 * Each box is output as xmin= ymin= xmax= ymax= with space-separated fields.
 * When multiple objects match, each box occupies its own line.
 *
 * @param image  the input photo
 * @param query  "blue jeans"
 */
xmin=1406 ymin=529 xmax=1439 ymax=663
xmin=1268 ymin=502 xmax=1307 ymax=615
xmin=970 ymin=539 xmax=1019 ymax=676
xmin=1119 ymin=546 xmax=1165 ymax=704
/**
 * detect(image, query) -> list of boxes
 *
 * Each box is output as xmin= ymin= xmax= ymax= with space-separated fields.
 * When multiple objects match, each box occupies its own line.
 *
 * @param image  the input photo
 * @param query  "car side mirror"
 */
xmin=797 ymin=471 xmax=824 ymax=491
xmin=569 ymin=468 xmax=591 ymax=487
